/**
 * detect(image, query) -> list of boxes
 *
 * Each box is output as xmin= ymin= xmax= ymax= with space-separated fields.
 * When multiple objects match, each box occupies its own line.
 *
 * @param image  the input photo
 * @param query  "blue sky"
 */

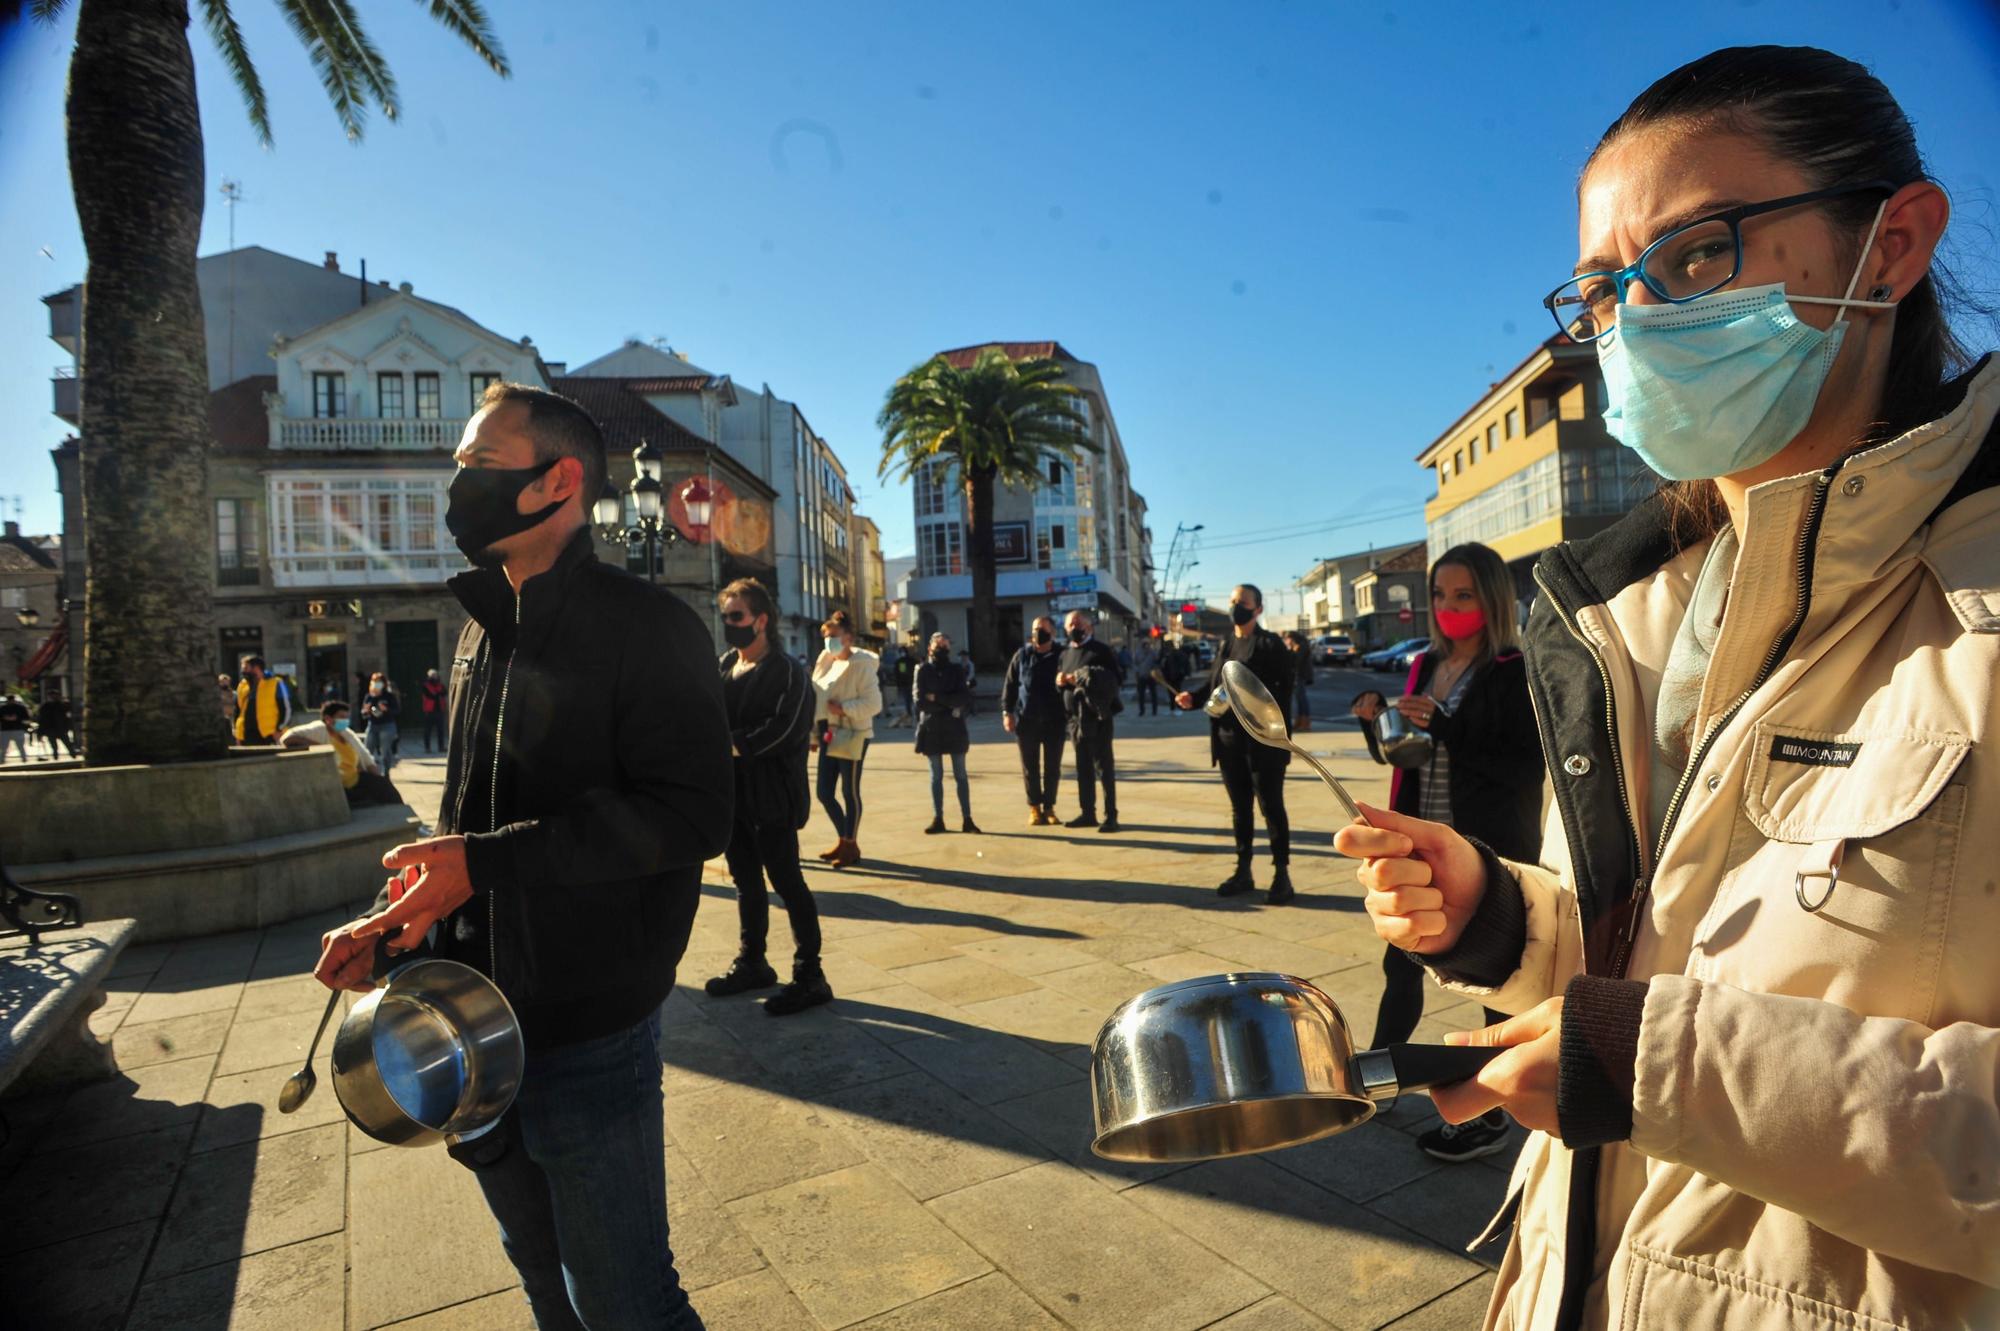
xmin=3 ymin=0 xmax=1996 ymax=611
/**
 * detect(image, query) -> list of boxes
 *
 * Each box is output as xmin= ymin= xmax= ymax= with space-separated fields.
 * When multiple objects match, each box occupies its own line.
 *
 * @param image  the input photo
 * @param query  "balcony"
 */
xmin=47 ymin=292 xmax=79 ymax=353
xmin=275 ymin=417 xmax=464 ymax=451
xmin=52 ymin=366 xmax=78 ymax=424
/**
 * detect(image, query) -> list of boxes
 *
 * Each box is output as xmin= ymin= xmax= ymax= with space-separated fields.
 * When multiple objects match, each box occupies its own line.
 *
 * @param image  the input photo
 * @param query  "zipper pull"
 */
xmin=1609 ymin=876 xmax=1649 ymax=979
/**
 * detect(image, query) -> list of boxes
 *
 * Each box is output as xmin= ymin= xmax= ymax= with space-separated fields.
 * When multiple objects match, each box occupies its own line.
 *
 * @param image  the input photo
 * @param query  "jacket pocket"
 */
xmin=1621 ymin=1245 xmax=1908 ymax=1331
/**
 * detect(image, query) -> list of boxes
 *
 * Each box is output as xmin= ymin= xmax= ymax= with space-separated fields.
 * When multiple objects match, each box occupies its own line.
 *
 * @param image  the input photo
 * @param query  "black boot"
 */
xmin=1217 ymin=858 xmax=1255 ymax=898
xmin=924 ymin=815 xmax=947 ymax=834
xmin=704 ymin=955 xmax=778 ymax=997
xmin=1267 ymin=865 xmax=1295 ymax=905
xmin=764 ymin=964 xmax=834 ymax=1016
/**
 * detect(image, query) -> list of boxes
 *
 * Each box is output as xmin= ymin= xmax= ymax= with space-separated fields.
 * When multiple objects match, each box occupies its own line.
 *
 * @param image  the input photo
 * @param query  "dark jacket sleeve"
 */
xmin=1425 ymin=654 xmax=1545 ymax=802
xmin=917 ymin=661 xmax=973 ymax=712
xmin=734 ymin=655 xmax=814 ymax=758
xmin=1076 ymin=642 xmax=1121 ymax=716
xmin=1001 ymin=648 xmax=1025 ymax=715
xmin=463 ymin=590 xmax=734 ymax=893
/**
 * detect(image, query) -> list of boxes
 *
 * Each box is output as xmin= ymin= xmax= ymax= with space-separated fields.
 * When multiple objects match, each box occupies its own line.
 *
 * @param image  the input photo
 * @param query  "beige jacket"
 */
xmin=812 ymin=648 xmax=883 ymax=742
xmin=1441 ymin=360 xmax=2000 ymax=1330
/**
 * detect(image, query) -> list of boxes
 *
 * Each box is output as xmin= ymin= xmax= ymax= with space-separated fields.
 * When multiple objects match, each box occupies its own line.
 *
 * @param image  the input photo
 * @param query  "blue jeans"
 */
xmin=367 ymin=721 xmax=398 ymax=774
xmin=447 ymin=1012 xmax=703 ymax=1330
xmin=815 ymin=740 xmax=869 ymax=838
xmin=928 ymin=750 xmax=970 ymax=819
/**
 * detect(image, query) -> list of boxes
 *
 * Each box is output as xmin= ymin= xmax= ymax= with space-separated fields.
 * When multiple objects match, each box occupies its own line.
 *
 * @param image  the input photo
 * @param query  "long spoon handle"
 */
xmin=1288 ymin=743 xmax=1367 ymax=824
xmin=301 ymin=987 xmax=341 ymax=1067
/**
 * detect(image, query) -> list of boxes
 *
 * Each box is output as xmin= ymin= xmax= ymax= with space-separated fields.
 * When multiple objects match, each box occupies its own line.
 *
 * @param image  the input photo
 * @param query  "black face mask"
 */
xmin=1067 ymin=626 xmax=1087 ymax=644
xmin=722 ymin=621 xmax=758 ymax=649
xmin=446 ymin=460 xmax=562 ymax=567
xmin=931 ymin=648 xmax=952 ymax=663
xmin=1033 ymin=628 xmax=1053 ymax=646
xmin=1230 ymin=604 xmax=1256 ymax=626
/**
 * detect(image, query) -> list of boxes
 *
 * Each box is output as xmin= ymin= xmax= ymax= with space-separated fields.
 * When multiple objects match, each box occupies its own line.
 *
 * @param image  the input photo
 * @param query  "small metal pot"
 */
xmin=1204 ymin=680 xmax=1235 ymax=720
xmin=331 ymin=957 xmax=525 ymax=1147
xmin=1090 ymin=972 xmax=1496 ymax=1162
xmin=1374 ymin=702 xmax=1434 ymax=769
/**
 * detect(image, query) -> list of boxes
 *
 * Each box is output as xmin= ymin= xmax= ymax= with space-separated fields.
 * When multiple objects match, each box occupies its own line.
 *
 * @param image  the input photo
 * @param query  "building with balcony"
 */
xmin=1296 ymin=541 xmax=1426 ymax=641
xmin=1417 ymin=334 xmax=1656 ymax=607
xmin=2 ymin=522 xmax=64 ymax=695
xmin=902 ymin=341 xmax=1155 ymax=651
xmin=1350 ymin=542 xmax=1431 ymax=650
xmin=850 ymin=514 xmax=887 ymax=641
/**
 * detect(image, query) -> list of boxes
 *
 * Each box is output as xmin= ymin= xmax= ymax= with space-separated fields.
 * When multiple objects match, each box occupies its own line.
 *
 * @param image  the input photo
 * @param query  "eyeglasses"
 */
xmin=1542 ymin=181 xmax=1896 ymax=344
xmin=722 ymin=610 xmax=753 ymax=625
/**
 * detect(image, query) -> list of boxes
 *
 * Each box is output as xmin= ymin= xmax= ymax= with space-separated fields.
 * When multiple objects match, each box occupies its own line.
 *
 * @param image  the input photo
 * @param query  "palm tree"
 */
xmin=32 ymin=0 xmax=506 ymax=766
xmin=879 ymin=348 xmax=1097 ymax=669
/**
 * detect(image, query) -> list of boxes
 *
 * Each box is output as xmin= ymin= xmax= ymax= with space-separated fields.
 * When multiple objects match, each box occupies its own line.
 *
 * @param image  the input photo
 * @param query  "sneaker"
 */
xmin=1065 ymin=812 xmax=1099 ymax=828
xmin=1217 ymin=863 xmax=1255 ymax=897
xmin=704 ymin=956 xmax=778 ymax=997
xmin=1096 ymin=817 xmax=1122 ymax=834
xmin=1266 ymin=866 xmax=1295 ymax=905
xmin=764 ymin=968 xmax=834 ymax=1017
xmin=924 ymin=816 xmax=947 ymax=834
xmin=1418 ymin=1110 xmax=1511 ymax=1162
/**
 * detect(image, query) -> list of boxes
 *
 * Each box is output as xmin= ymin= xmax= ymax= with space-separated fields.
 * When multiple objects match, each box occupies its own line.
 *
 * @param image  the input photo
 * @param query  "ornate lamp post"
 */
xmin=592 ymin=441 xmax=679 ymax=585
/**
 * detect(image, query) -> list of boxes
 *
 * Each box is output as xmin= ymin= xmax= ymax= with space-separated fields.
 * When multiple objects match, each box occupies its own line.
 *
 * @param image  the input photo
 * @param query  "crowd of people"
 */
xmin=0 ymin=688 xmax=74 ymax=762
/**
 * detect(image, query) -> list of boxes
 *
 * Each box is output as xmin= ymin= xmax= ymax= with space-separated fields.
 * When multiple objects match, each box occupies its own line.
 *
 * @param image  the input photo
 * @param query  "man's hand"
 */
xmin=1332 ymin=803 xmax=1486 ymax=954
xmin=1174 ymin=691 xmax=1195 ymax=711
xmin=351 ymin=835 xmax=476 ymax=958
xmin=1003 ymin=714 xmax=1016 ymax=734
xmin=1432 ymin=999 xmax=1563 ymax=1135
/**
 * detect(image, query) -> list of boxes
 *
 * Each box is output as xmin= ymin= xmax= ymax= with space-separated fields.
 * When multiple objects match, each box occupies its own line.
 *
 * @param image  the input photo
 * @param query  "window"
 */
xmin=468 ymin=373 xmax=500 ymax=413
xmin=914 ymin=458 xmax=958 ymax=517
xmin=1051 ymin=523 xmax=1066 ymax=550
xmin=267 ymin=472 xmax=456 ymax=587
xmin=1485 ymin=424 xmax=1497 ymax=453
xmin=312 ymin=372 xmax=346 ymax=419
xmin=1467 ymin=434 xmax=1478 ymax=462
xmin=0 ymin=587 xmax=25 ymax=610
xmin=414 ymin=373 xmax=441 ymax=419
xmin=216 ymin=497 xmax=260 ymax=586
xmin=1454 ymin=449 xmax=1464 ymax=475
xmin=1438 ymin=462 xmax=1449 ymax=487
xmin=916 ymin=522 xmax=962 ymax=577
xmin=1506 ymin=407 xmax=1521 ymax=439
xmin=377 ymin=373 xmax=405 ymax=418
xmin=1048 ymin=460 xmax=1063 ymax=486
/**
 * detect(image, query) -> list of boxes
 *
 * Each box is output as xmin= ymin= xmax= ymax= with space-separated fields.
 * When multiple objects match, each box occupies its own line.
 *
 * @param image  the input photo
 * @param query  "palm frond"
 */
xmin=323 ymin=0 xmax=402 ymax=123
xmin=878 ymin=349 xmax=1094 ymax=489
xmin=414 ymin=0 xmax=510 ymax=76
xmin=198 ymin=0 xmax=273 ymax=146
xmin=277 ymin=0 xmax=371 ymax=140
xmin=29 ymin=0 xmax=68 ymax=21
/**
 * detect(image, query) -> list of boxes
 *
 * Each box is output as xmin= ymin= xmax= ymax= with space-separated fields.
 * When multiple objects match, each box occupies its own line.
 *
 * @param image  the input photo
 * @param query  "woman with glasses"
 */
xmin=1339 ymin=46 xmax=1997 ymax=1330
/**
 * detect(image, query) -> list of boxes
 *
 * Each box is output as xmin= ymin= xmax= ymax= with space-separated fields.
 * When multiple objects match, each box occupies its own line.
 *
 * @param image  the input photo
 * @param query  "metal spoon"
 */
xmin=1220 ymin=659 xmax=1370 ymax=824
xmin=278 ymin=988 xmax=342 ymax=1115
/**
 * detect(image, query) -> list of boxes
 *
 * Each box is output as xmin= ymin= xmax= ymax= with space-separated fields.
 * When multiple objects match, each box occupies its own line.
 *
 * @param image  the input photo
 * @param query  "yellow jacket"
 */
xmin=234 ymin=677 xmax=289 ymax=743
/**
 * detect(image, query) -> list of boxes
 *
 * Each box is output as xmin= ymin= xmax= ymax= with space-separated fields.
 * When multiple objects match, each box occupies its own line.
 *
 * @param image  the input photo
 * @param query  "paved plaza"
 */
xmin=2 ymin=677 xmax=1517 ymax=1329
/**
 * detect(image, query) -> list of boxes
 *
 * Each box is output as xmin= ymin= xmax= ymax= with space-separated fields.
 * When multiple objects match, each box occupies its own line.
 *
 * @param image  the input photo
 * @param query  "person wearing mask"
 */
xmin=1002 ymin=616 xmax=1068 ymax=825
xmin=957 ymin=647 xmax=978 ymax=716
xmin=1338 ymin=47 xmax=1999 ymax=1329
xmin=234 ymin=656 xmax=290 ymax=746
xmin=419 ymin=668 xmax=447 ymax=753
xmin=217 ymin=672 xmax=238 ymax=745
xmin=313 ymin=380 xmax=729 ymax=1329
xmin=811 ymin=609 xmax=881 ymax=868
xmin=1158 ymin=637 xmax=1192 ymax=709
xmin=1177 ymin=585 xmax=1297 ymax=902
xmin=1349 ymin=542 xmax=1542 ymax=1162
xmin=36 ymin=693 xmax=74 ymax=760
xmin=282 ymin=700 xmax=404 ymax=807
xmin=891 ymin=636 xmax=917 ymax=728
xmin=706 ymin=578 xmax=830 ymax=1016
xmin=0 ymin=692 xmax=30 ymax=763
xmin=1056 ymin=609 xmax=1122 ymax=832
xmin=357 ymin=672 xmax=400 ymax=775
xmin=916 ymin=631 xmax=979 ymax=834
xmin=1283 ymin=630 xmax=1315 ymax=732
xmin=1131 ymin=636 xmax=1161 ymax=716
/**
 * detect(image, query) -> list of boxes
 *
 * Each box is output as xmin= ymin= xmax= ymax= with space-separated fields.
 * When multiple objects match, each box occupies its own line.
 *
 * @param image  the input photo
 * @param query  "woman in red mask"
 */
xmin=1350 ymin=541 xmax=1544 ymax=1162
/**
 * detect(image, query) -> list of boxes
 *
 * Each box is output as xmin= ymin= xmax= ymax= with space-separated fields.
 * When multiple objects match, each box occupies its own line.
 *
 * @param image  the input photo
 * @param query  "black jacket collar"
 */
xmin=449 ymin=527 xmax=598 ymax=633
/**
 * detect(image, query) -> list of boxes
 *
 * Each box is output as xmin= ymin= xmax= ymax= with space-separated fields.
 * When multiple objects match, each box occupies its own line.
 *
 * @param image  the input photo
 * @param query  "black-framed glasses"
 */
xmin=1542 ymin=180 xmax=1896 ymax=344
xmin=722 ymin=610 xmax=753 ymax=625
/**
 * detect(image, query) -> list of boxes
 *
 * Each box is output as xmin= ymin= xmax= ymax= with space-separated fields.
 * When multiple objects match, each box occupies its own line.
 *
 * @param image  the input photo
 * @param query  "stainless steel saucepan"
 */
xmin=1091 ymin=972 xmax=1498 ymax=1162
xmin=330 ymin=955 xmax=525 ymax=1147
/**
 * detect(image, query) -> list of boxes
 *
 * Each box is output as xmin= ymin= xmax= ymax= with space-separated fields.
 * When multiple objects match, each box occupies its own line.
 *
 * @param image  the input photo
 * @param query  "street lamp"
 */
xmin=593 ymin=441 xmax=680 ymax=584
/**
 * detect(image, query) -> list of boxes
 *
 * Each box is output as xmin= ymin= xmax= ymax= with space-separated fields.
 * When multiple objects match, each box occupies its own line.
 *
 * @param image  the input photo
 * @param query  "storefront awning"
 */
xmin=17 ymin=622 xmax=68 ymax=682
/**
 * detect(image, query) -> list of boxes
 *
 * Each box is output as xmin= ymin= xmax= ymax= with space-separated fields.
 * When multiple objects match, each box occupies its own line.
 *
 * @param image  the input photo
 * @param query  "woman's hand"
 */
xmin=1349 ymin=691 xmax=1385 ymax=722
xmin=1433 ymin=999 xmax=1564 ymax=1136
xmin=1332 ymin=803 xmax=1486 ymax=953
xmin=1174 ymin=691 xmax=1195 ymax=711
xmin=827 ymin=700 xmax=845 ymax=719
xmin=1394 ymin=695 xmax=1439 ymax=730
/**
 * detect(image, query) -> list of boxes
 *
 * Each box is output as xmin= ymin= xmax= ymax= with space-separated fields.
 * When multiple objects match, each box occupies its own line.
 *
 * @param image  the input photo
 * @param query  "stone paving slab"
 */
xmin=4 ymin=696 xmax=1524 ymax=1328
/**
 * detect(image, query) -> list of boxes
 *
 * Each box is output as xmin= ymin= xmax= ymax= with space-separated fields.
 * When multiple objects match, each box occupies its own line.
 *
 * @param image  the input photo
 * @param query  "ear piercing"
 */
xmin=1868 ymin=283 xmax=1895 ymax=301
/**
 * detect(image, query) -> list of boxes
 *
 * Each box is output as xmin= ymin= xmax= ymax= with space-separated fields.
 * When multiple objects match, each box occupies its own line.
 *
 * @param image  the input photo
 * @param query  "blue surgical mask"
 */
xmin=332 ymin=718 xmax=351 ymax=732
xmin=823 ymin=637 xmax=841 ymax=656
xmin=1596 ymin=205 xmax=1892 ymax=482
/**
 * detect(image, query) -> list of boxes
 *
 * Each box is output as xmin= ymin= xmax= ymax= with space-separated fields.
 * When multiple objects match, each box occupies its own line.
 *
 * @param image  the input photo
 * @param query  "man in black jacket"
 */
xmin=1001 ymin=615 xmax=1067 ymax=825
xmin=1056 ymin=608 xmax=1122 ymax=832
xmin=1177 ymin=584 xmax=1296 ymax=903
xmin=314 ymin=382 xmax=729 ymax=1331
xmin=705 ymin=577 xmax=829 ymax=1015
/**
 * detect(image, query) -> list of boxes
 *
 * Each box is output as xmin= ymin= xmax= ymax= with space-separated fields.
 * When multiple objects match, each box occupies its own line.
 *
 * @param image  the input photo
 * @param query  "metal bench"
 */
xmin=1 ymin=864 xmax=135 ymax=1098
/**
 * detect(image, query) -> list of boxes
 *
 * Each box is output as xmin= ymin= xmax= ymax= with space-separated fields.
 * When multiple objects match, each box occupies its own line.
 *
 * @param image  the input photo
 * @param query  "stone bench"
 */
xmin=0 ymin=919 xmax=136 ymax=1098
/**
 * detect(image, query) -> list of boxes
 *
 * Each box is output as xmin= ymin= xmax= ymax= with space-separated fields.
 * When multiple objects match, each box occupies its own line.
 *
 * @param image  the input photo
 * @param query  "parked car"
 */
xmin=1311 ymin=634 xmax=1355 ymax=666
xmin=1360 ymin=637 xmax=1431 ymax=671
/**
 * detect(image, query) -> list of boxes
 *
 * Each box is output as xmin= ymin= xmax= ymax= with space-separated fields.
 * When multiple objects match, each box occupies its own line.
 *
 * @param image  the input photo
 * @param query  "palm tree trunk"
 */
xmin=68 ymin=0 xmax=224 ymax=765
xmin=963 ymin=464 xmax=999 ymax=670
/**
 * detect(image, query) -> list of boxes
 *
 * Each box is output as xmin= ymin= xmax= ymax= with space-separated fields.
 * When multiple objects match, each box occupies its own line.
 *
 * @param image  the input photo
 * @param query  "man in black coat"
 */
xmin=1002 ymin=614 xmax=1068 ymax=825
xmin=707 ymin=577 xmax=829 ymax=1015
xmin=1177 ymin=584 xmax=1296 ymax=903
xmin=1056 ymin=608 xmax=1123 ymax=832
xmin=314 ymin=383 xmax=729 ymax=1330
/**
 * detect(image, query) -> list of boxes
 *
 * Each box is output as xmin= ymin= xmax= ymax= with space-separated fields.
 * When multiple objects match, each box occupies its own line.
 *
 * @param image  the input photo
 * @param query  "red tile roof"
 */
xmin=210 ymin=375 xmax=276 ymax=451
xmin=552 ymin=378 xmax=712 ymax=452
xmin=934 ymin=341 xmax=1082 ymax=368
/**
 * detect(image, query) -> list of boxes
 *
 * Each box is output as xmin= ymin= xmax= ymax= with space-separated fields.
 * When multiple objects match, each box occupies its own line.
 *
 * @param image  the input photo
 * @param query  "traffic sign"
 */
xmin=1046 ymin=573 xmax=1097 ymax=594
xmin=1049 ymin=592 xmax=1097 ymax=612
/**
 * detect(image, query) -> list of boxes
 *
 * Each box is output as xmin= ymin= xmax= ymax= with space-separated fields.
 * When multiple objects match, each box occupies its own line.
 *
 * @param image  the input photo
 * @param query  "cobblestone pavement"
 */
xmin=2 ymin=676 xmax=1517 ymax=1329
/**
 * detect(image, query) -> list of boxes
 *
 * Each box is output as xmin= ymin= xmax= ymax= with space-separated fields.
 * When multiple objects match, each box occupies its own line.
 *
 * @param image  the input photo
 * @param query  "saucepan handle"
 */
xmin=1383 ymin=1042 xmax=1501 ymax=1093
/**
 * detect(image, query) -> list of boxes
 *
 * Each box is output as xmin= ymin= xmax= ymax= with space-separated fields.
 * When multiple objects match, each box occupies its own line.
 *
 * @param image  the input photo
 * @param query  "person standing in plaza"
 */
xmin=1349 ymin=541 xmax=1540 ymax=1161
xmin=811 ymin=609 xmax=881 ymax=867
xmin=315 ymin=381 xmax=728 ymax=1330
xmin=1057 ymin=608 xmax=1122 ymax=832
xmin=1002 ymin=615 xmax=1068 ymax=825
xmin=282 ymin=699 xmax=403 ymax=807
xmin=357 ymin=671 xmax=400 ymax=775
xmin=891 ymin=635 xmax=917 ymax=728
xmin=1284 ymin=629 xmax=1315 ymax=732
xmin=1130 ymin=636 xmax=1161 ymax=716
xmin=0 ymin=691 xmax=30 ymax=763
xmin=1177 ymin=584 xmax=1297 ymax=903
xmin=217 ymin=672 xmax=238 ymax=745
xmin=706 ymin=578 xmax=832 ymax=1016
xmin=36 ymin=693 xmax=74 ymax=760
xmin=233 ymin=656 xmax=290 ymax=746
xmin=957 ymin=647 xmax=979 ymax=716
xmin=916 ymin=631 xmax=979 ymax=834
xmin=419 ymin=667 xmax=448 ymax=753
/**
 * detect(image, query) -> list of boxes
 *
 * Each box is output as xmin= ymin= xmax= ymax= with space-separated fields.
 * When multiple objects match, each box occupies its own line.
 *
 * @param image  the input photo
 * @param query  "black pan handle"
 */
xmin=1383 ymin=1041 xmax=1501 ymax=1092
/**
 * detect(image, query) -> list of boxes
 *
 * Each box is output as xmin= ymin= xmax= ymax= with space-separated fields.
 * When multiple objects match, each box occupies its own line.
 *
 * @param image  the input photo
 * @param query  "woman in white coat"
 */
xmin=810 ymin=610 xmax=882 ymax=868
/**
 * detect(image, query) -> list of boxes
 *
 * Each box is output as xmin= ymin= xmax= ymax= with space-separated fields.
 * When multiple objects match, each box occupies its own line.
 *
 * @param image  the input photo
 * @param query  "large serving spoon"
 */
xmin=278 ymin=987 xmax=342 ymax=1114
xmin=1219 ymin=659 xmax=1370 ymax=824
